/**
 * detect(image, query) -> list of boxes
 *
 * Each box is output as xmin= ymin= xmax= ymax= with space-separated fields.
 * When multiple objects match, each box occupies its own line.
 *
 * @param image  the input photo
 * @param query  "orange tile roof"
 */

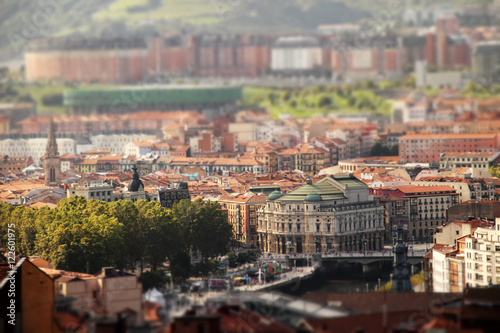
xmin=401 ymin=133 xmax=498 ymax=139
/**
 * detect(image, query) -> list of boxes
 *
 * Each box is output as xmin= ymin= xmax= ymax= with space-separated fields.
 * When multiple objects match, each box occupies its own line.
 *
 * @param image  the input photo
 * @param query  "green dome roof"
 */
xmin=268 ymin=190 xmax=284 ymax=200
xmin=305 ymin=191 xmax=322 ymax=202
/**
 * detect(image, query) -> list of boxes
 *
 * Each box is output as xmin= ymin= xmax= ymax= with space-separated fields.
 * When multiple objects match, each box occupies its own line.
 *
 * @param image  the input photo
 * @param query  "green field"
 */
xmin=243 ymin=86 xmax=394 ymax=119
xmin=93 ymin=0 xmax=222 ymax=25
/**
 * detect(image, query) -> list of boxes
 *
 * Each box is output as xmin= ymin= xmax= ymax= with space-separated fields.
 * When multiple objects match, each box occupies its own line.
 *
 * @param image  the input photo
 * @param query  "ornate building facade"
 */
xmin=257 ymin=174 xmax=385 ymax=254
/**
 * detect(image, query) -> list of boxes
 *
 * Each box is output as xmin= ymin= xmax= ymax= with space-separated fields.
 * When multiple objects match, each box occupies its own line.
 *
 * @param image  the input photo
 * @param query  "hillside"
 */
xmin=0 ymin=0 xmax=488 ymax=62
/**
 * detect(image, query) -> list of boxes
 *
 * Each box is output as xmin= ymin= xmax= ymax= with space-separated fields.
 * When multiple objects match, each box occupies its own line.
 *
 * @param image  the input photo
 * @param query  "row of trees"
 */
xmin=0 ymin=197 xmax=232 ymax=280
xmin=371 ymin=141 xmax=399 ymax=157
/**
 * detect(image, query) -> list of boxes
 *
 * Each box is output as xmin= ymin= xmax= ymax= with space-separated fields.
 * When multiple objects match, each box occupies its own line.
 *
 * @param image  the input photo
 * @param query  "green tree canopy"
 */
xmin=0 ymin=196 xmax=232 ymax=276
xmin=172 ymin=199 xmax=232 ymax=260
xmin=371 ymin=141 xmax=391 ymax=156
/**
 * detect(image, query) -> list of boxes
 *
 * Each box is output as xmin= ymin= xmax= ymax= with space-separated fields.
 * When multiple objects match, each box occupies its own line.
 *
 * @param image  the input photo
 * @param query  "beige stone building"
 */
xmin=257 ymin=174 xmax=385 ymax=254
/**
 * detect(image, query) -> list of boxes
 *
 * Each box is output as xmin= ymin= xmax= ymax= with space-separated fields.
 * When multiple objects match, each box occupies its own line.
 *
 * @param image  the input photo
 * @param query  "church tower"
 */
xmin=44 ymin=117 xmax=61 ymax=187
xmin=392 ymin=225 xmax=413 ymax=292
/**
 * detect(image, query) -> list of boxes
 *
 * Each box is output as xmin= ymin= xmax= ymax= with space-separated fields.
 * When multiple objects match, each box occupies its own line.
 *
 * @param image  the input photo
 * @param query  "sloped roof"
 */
xmin=276 ymin=178 xmax=346 ymax=202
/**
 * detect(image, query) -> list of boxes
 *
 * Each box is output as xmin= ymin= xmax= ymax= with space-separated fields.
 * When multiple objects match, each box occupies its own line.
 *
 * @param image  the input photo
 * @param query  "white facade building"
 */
xmin=90 ymin=134 xmax=156 ymax=154
xmin=271 ymin=36 xmax=323 ymax=71
xmin=0 ymin=138 xmax=75 ymax=164
xmin=124 ymin=141 xmax=157 ymax=157
xmin=256 ymin=121 xmax=300 ymax=143
xmin=465 ymin=220 xmax=500 ymax=287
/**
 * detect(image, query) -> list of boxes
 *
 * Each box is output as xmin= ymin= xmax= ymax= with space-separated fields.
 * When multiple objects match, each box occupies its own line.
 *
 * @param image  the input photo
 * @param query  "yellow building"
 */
xmin=75 ymin=159 xmax=99 ymax=173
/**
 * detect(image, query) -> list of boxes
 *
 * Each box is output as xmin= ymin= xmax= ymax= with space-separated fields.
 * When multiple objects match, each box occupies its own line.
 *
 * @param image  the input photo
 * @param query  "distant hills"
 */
xmin=0 ymin=0 xmax=487 ymax=62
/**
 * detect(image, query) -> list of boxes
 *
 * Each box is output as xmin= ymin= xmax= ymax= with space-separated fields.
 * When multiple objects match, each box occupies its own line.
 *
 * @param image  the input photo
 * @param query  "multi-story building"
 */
xmin=473 ymin=40 xmax=500 ymax=82
xmin=0 ymin=137 xmax=75 ymax=164
xmin=434 ymin=15 xmax=471 ymax=69
xmin=240 ymin=152 xmax=279 ymax=173
xmin=431 ymin=219 xmax=500 ymax=292
xmin=67 ymin=167 xmax=190 ymax=208
xmin=0 ymin=259 xmax=56 ymax=333
xmin=338 ymin=156 xmax=420 ymax=173
xmin=0 ymin=155 xmax=34 ymax=172
xmin=69 ymin=181 xmax=119 ymax=202
xmin=96 ymin=155 xmax=123 ymax=173
xmin=434 ymin=219 xmax=492 ymax=246
xmin=257 ymin=175 xmax=385 ymax=254
xmin=465 ymin=219 xmax=500 ymax=287
xmin=278 ymin=148 xmax=298 ymax=172
xmin=26 ymin=37 xmax=150 ymax=83
xmin=295 ymin=144 xmax=330 ymax=176
xmin=326 ymin=128 xmax=363 ymax=159
xmin=124 ymin=141 xmax=158 ymax=157
xmin=74 ymin=158 xmax=99 ymax=173
xmin=447 ymin=200 xmax=500 ymax=222
xmin=372 ymin=185 xmax=459 ymax=241
xmin=399 ymin=133 xmax=500 ymax=164
xmin=219 ymin=194 xmax=268 ymax=247
xmin=375 ymin=194 xmax=409 ymax=244
xmin=310 ymin=137 xmax=347 ymax=166
xmin=393 ymin=100 xmax=428 ymax=124
xmin=0 ymin=115 xmax=11 ymax=135
xmin=90 ymin=133 xmax=157 ymax=155
xmin=439 ymin=152 xmax=500 ymax=178
xmin=60 ymin=154 xmax=79 ymax=172
xmin=412 ymin=176 xmax=496 ymax=203
xmin=432 ymin=243 xmax=465 ymax=292
xmin=256 ymin=120 xmax=299 ymax=143
xmin=165 ymin=157 xmax=266 ymax=175
xmin=47 ymin=267 xmax=144 ymax=324
xmin=271 ymin=36 xmax=323 ymax=74
xmin=278 ymin=144 xmax=330 ymax=176
xmin=331 ymin=36 xmax=407 ymax=80
xmin=190 ymin=34 xmax=272 ymax=77
xmin=188 ymin=132 xmax=234 ymax=153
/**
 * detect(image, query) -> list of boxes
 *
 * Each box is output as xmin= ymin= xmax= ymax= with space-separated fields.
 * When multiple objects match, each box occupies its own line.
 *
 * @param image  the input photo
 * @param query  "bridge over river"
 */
xmin=259 ymin=249 xmax=427 ymax=267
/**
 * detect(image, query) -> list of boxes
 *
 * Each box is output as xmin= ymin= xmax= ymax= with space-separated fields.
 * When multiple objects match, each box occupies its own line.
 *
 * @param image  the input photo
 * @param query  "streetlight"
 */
xmin=411 ymin=236 xmax=415 ymax=256
xmin=363 ymin=238 xmax=367 ymax=256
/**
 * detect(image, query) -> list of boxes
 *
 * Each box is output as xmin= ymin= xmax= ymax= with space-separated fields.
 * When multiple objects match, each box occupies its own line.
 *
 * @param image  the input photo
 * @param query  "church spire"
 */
xmin=44 ymin=117 xmax=61 ymax=187
xmin=46 ymin=117 xmax=59 ymax=157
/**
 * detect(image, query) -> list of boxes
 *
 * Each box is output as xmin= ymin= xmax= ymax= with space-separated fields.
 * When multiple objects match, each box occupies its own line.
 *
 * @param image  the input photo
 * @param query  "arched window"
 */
xmin=50 ymin=167 xmax=56 ymax=182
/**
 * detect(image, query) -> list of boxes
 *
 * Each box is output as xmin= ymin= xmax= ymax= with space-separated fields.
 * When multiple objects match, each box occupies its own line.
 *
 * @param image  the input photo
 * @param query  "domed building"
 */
xmin=257 ymin=174 xmax=385 ymax=254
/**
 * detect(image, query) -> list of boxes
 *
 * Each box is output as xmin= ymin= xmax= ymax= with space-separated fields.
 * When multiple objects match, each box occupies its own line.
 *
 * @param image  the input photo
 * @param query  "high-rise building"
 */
xmin=474 ymin=41 xmax=500 ymax=82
